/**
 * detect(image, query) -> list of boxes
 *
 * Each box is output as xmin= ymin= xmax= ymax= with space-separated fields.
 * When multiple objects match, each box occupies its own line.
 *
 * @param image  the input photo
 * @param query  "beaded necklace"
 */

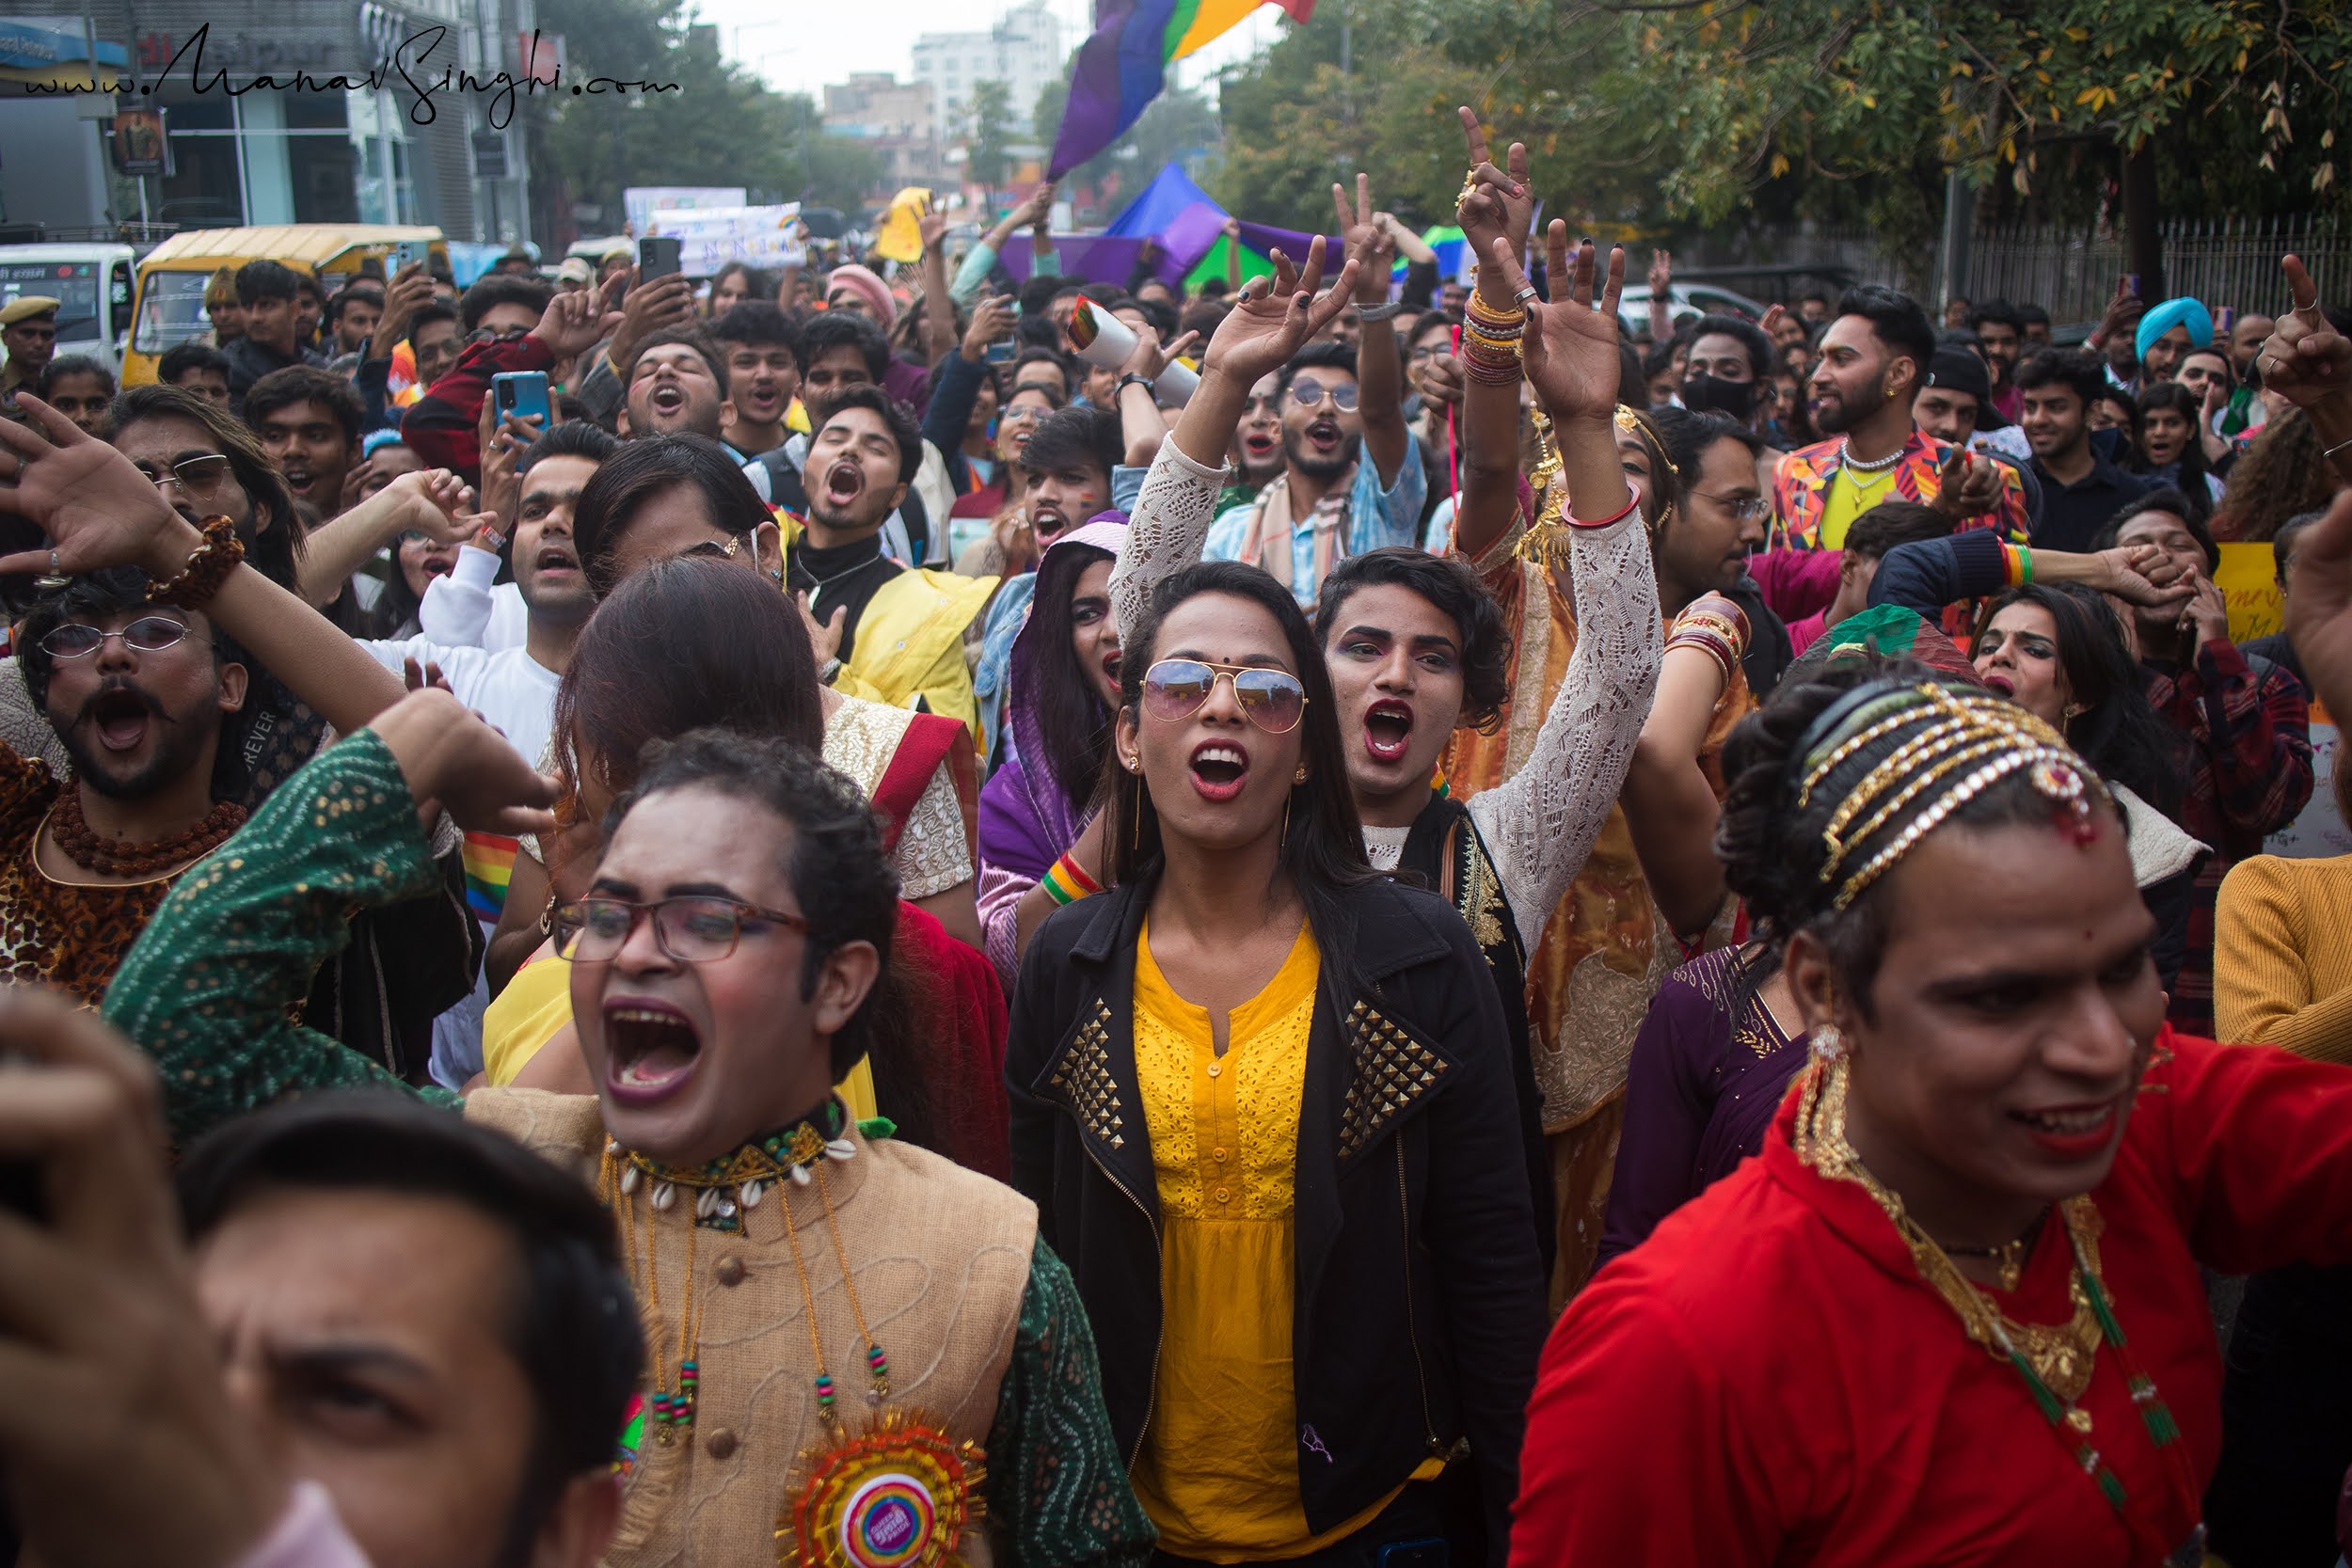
xmin=1794 ymin=1057 xmax=2206 ymax=1565
xmin=596 ymin=1114 xmax=859 ymax=1440
xmin=598 ymin=1107 xmax=988 ymax=1568
xmin=44 ymin=786 xmax=246 ymax=880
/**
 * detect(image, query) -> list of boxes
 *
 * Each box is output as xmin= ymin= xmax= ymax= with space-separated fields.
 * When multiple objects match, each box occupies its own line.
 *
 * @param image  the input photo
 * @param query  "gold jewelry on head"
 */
xmin=1799 ymin=683 xmax=2108 ymax=911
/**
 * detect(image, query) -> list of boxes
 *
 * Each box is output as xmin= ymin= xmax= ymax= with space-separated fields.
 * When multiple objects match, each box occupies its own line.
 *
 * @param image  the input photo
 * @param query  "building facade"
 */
xmin=821 ymin=71 xmax=945 ymax=190
xmin=0 ymin=0 xmax=535 ymax=243
xmin=909 ymin=2 xmax=1059 ymax=129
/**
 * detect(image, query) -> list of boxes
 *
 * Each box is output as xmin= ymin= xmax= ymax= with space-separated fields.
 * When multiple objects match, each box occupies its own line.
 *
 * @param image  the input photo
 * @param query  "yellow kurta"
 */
xmin=1127 ymin=921 xmax=1434 ymax=1560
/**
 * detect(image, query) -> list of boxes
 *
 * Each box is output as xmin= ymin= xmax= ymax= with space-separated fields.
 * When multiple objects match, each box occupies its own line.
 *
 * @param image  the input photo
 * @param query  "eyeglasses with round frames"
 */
xmin=552 ymin=895 xmax=810 ymax=963
xmin=40 ymin=615 xmax=199 ymax=659
xmin=1140 ymin=658 xmax=1310 ymax=734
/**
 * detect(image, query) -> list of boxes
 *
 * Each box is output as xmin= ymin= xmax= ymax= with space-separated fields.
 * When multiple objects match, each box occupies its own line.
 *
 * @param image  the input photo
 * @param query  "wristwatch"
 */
xmin=1354 ymin=301 xmax=1408 ymax=322
xmin=818 ymin=657 xmax=843 ymax=686
xmin=1117 ymin=372 xmax=1155 ymax=398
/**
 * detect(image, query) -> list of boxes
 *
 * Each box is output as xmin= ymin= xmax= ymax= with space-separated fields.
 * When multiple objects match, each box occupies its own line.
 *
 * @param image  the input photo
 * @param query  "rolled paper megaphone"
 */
xmin=1070 ymin=299 xmax=1197 ymax=408
xmin=1067 ymin=297 xmax=1134 ymax=365
xmin=1155 ymin=357 xmax=1199 ymax=408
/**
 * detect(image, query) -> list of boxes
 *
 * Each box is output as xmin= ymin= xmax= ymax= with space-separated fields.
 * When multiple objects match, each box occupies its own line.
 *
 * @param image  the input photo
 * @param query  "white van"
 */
xmin=0 ymin=244 xmax=138 ymax=379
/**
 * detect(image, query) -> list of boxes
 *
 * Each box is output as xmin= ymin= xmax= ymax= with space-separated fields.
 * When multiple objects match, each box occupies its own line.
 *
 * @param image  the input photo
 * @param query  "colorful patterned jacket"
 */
xmin=1770 ymin=431 xmax=2030 ymax=551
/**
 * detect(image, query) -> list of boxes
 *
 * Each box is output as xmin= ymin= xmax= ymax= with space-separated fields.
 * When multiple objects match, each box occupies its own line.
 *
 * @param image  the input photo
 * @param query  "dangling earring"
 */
xmin=1280 ymin=791 xmax=1292 ymax=848
xmin=1809 ymin=1023 xmax=1848 ymax=1062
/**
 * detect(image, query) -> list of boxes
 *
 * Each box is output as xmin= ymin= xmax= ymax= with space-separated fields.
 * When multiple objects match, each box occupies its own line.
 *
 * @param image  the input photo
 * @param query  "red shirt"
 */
xmin=1511 ymin=1029 xmax=2352 ymax=1566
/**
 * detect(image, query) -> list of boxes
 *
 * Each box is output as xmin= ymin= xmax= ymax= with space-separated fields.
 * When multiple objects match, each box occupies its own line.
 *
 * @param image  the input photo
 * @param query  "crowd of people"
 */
xmin=4 ymin=104 xmax=2352 ymax=1568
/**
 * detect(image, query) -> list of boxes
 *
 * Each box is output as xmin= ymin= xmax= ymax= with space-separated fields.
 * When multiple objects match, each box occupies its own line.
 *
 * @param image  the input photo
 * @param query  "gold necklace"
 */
xmin=1793 ymin=1055 xmax=2107 ymax=1406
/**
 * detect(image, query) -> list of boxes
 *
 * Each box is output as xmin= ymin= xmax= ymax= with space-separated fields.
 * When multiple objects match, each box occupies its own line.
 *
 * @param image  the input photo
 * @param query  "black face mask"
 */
xmin=1681 ymin=372 xmax=1756 ymax=421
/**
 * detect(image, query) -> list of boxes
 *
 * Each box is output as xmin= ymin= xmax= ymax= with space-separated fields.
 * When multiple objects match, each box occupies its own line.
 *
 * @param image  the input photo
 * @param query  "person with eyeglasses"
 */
xmin=94 ymin=688 xmax=1157 ymax=1566
xmin=1008 ymin=234 xmax=1548 ymax=1568
xmin=0 ymin=390 xmax=418 ymax=1009
xmin=1201 ymin=178 xmax=1425 ymax=612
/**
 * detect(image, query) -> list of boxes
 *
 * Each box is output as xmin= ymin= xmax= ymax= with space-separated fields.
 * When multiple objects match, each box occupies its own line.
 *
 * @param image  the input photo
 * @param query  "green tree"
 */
xmin=964 ymin=79 xmax=1018 ymax=189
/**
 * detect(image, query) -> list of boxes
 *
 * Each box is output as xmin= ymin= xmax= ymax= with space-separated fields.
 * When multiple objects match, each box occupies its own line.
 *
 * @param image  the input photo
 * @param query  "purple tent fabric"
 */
xmin=998 ymin=236 xmax=1158 ymax=287
xmin=1103 ymin=163 xmax=1219 ymax=238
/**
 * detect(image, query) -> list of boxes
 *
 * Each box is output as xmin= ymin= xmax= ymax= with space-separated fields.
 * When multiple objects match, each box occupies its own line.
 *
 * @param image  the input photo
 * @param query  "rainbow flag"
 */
xmin=1048 ymin=0 xmax=1314 ymax=178
xmin=461 ymin=831 xmax=519 ymax=925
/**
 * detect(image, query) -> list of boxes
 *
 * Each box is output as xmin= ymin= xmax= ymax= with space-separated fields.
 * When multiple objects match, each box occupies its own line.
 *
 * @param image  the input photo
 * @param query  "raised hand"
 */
xmin=2091 ymin=275 xmax=2146 ymax=352
xmin=1649 ymin=249 xmax=1673 ymax=297
xmin=477 ymin=410 xmax=540 ymax=532
xmin=2255 ymin=255 xmax=2352 ymax=410
xmin=1199 ymin=237 xmax=1360 ymax=387
xmin=1021 ymin=181 xmax=1058 ymax=230
xmin=531 ymin=268 xmax=626 ymax=361
xmin=389 ymin=466 xmax=480 ymax=544
xmin=372 ymin=262 xmax=433 ymax=360
xmin=1454 ymin=106 xmax=1532 ymax=271
xmin=1120 ymin=327 xmax=1201 ymax=384
xmin=1334 ymin=173 xmax=1396 ymax=304
xmin=0 ymin=396 xmax=199 ymax=580
xmin=918 ymin=197 xmax=950 ymax=254
xmin=961 ymin=294 xmax=1015 ymax=363
xmin=1486 ymin=227 xmax=1627 ymax=428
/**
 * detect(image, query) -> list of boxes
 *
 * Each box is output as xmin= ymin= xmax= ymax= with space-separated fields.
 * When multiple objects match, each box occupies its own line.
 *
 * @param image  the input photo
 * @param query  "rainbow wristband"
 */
xmin=1041 ymin=852 xmax=1103 ymax=907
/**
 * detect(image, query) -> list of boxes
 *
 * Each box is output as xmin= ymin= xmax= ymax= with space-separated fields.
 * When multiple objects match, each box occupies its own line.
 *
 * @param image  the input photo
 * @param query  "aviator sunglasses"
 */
xmin=1140 ymin=658 xmax=1309 ymax=734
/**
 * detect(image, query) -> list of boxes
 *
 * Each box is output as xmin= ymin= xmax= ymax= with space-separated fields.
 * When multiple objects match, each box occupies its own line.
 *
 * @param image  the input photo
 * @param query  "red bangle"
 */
xmin=1567 ymin=495 xmax=1639 ymax=530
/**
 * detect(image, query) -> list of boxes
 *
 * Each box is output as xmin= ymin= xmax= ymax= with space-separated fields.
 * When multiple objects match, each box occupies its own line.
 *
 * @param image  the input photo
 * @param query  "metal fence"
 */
xmin=1969 ymin=214 xmax=2350 ymax=323
xmin=1701 ymin=213 xmax=2351 ymax=325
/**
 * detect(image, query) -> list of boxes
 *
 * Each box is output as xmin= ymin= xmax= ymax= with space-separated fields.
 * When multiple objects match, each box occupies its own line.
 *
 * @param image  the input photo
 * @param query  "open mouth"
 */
xmin=533 ymin=545 xmax=580 ymax=579
xmin=1031 ymin=503 xmax=1066 ymax=539
xmin=1981 ymin=673 xmax=2015 ymax=696
xmin=603 ymin=1000 xmax=702 ymax=1105
xmin=2011 ymin=1099 xmax=2122 ymax=1158
xmin=648 ymin=383 xmax=687 ymax=417
xmin=282 ymin=467 xmax=316 ymax=497
xmin=823 ymin=461 xmax=864 ymax=509
xmin=1243 ymin=432 xmax=1279 ymax=460
xmin=1362 ymin=699 xmax=1414 ymax=764
xmin=85 ymin=687 xmax=157 ymax=753
xmin=1101 ymin=650 xmax=1122 ymax=687
xmin=1304 ymin=419 xmax=1342 ymax=454
xmin=1188 ymin=739 xmax=1249 ymax=802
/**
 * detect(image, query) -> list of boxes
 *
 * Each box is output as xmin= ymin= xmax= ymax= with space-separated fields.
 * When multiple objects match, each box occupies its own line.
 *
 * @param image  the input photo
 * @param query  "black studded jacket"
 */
xmin=1005 ymin=871 xmax=1548 ymax=1564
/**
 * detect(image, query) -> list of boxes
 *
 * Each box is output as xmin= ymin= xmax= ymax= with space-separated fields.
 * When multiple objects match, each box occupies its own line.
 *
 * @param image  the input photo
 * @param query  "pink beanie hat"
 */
xmin=825 ymin=264 xmax=897 ymax=327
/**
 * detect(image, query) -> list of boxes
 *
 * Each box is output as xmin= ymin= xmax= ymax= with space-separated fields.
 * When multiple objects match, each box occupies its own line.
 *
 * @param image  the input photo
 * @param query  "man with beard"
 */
xmin=1201 ymin=334 xmax=1424 ymax=610
xmin=1771 ymin=284 xmax=2027 ymax=551
xmin=749 ymin=312 xmax=950 ymax=565
xmin=1 ymin=295 xmax=61 ymax=410
xmin=2017 ymin=348 xmax=2154 ymax=551
xmin=1967 ymin=299 xmax=2025 ymax=422
xmin=619 ymin=329 xmax=728 ymax=442
xmin=359 ymin=421 xmax=607 ymax=1085
xmin=787 ymin=388 xmax=994 ymax=729
xmin=245 ymin=366 xmax=364 ymax=520
xmin=0 ymin=396 xmax=417 ymax=1006
xmin=220 ymin=261 xmax=327 ymax=411
xmin=712 ymin=304 xmax=799 ymax=467
xmin=325 ymin=281 xmax=384 ymax=360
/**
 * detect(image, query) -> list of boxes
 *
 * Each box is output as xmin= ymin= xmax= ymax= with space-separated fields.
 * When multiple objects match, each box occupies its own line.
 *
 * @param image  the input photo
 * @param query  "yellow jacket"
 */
xmin=781 ymin=519 xmax=995 ymax=731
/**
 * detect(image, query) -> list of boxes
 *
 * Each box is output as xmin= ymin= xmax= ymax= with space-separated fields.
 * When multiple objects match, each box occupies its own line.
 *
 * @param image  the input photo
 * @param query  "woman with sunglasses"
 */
xmin=1008 ymin=239 xmax=1547 ymax=1568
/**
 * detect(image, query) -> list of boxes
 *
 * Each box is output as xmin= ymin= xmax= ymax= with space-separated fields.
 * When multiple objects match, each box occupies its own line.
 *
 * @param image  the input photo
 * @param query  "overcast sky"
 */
xmin=697 ymin=0 xmax=1284 ymax=108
